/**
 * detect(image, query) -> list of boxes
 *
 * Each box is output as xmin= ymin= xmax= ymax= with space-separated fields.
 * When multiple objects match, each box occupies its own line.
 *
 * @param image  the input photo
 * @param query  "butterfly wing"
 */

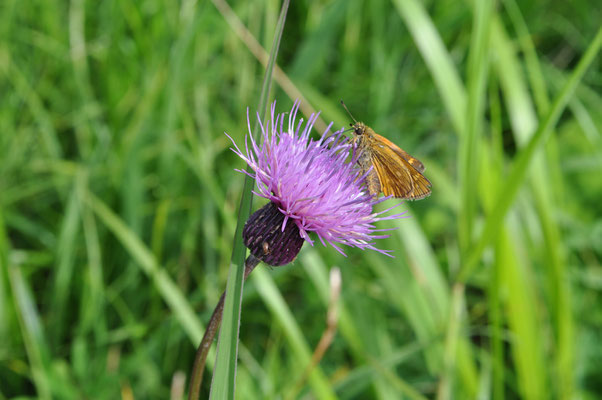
xmin=369 ymin=133 xmax=432 ymax=199
xmin=372 ymin=133 xmax=426 ymax=173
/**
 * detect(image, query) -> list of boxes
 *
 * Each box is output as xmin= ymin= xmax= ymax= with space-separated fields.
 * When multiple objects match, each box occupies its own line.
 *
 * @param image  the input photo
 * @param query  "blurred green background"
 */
xmin=1 ymin=0 xmax=601 ymax=399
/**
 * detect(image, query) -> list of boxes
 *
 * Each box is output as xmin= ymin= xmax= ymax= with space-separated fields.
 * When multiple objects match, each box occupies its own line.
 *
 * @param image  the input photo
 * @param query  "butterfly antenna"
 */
xmin=340 ymin=100 xmax=357 ymax=124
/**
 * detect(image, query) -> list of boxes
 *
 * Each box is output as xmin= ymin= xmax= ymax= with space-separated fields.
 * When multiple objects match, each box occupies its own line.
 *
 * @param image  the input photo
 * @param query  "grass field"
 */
xmin=1 ymin=0 xmax=601 ymax=399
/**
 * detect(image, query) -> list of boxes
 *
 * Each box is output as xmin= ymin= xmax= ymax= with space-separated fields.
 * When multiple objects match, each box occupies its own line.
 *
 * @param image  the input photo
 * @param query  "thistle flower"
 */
xmin=228 ymin=100 xmax=405 ymax=266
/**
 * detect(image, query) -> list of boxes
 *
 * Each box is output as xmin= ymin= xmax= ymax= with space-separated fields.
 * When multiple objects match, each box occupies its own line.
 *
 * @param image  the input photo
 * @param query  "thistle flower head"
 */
xmin=228 ymin=100 xmax=405 ymax=264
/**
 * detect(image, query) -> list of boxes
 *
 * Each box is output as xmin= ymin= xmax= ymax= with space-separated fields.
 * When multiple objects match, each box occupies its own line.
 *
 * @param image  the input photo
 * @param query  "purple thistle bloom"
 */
xmin=228 ymin=100 xmax=406 ymax=262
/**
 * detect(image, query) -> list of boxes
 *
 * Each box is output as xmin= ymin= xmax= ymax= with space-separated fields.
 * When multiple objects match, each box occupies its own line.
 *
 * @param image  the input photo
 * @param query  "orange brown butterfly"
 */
xmin=341 ymin=101 xmax=432 ymax=200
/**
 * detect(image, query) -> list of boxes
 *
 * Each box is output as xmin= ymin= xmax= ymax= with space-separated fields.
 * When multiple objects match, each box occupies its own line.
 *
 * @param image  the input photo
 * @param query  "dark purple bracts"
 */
xmin=243 ymin=202 xmax=304 ymax=266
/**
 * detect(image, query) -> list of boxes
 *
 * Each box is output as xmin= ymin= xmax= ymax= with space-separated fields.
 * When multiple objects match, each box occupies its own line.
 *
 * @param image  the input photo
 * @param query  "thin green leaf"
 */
xmin=391 ymin=0 xmax=466 ymax=134
xmin=251 ymin=268 xmax=337 ymax=400
xmin=458 ymin=0 xmax=493 ymax=253
xmin=85 ymin=192 xmax=205 ymax=344
xmin=497 ymin=224 xmax=547 ymax=399
xmin=459 ymin=27 xmax=602 ymax=281
xmin=209 ymin=1 xmax=291 ymax=399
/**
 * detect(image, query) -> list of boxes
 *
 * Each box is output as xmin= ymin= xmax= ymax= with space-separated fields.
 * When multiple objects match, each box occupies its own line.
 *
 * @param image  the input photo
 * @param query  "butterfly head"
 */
xmin=351 ymin=122 xmax=366 ymax=136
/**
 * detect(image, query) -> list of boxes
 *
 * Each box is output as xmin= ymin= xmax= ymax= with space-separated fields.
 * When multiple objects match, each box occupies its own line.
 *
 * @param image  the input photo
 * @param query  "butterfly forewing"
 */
xmin=360 ymin=127 xmax=431 ymax=200
xmin=367 ymin=132 xmax=425 ymax=173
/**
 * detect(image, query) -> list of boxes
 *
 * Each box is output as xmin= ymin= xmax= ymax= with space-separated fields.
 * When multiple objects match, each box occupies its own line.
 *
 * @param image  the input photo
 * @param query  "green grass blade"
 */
xmin=503 ymin=0 xmax=551 ymax=116
xmin=252 ymin=268 xmax=337 ymax=400
xmin=85 ymin=192 xmax=205 ymax=344
xmin=50 ymin=174 xmax=82 ymax=344
xmin=8 ymin=269 xmax=52 ymax=400
xmin=495 ymin=9 xmax=580 ymax=394
xmin=372 ymin=210 xmax=479 ymax=397
xmin=301 ymin=249 xmax=420 ymax=398
xmin=333 ymin=342 xmax=424 ymax=398
xmin=492 ymin=17 xmax=576 ymax=396
xmin=79 ymin=180 xmax=104 ymax=334
xmin=391 ymin=0 xmax=466 ymax=134
xmin=209 ymin=1 xmax=290 ymax=399
xmin=0 ymin=55 xmax=62 ymax=159
xmin=301 ymin=250 xmax=364 ymax=355
xmin=458 ymin=0 xmax=493 ymax=253
xmin=4 ymin=246 xmax=52 ymax=400
xmin=469 ymin=32 xmax=573 ymax=396
xmin=459 ymin=27 xmax=602 ymax=281
xmin=437 ymin=284 xmax=465 ymax=400
xmin=497 ymin=224 xmax=547 ymax=399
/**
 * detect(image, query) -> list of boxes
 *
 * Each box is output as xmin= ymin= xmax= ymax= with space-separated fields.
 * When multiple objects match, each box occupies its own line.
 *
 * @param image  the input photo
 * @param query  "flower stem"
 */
xmin=188 ymin=255 xmax=260 ymax=400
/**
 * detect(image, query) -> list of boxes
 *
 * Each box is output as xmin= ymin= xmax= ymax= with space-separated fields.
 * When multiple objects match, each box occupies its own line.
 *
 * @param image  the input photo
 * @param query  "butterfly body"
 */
xmin=351 ymin=122 xmax=431 ymax=200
